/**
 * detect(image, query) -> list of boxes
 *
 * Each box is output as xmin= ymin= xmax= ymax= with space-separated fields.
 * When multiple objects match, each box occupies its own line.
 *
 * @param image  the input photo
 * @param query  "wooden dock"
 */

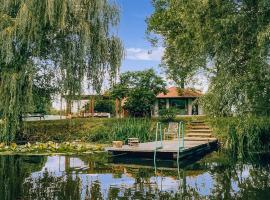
xmin=107 ymin=121 xmax=218 ymax=161
xmin=106 ymin=138 xmax=218 ymax=160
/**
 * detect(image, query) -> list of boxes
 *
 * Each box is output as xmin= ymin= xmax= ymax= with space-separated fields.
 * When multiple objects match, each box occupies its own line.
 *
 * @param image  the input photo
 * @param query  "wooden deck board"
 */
xmin=106 ymin=138 xmax=218 ymax=153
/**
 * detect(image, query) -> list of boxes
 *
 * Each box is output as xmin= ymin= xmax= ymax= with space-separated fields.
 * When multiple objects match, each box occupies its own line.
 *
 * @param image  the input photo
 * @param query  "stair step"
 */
xmin=186 ymin=133 xmax=212 ymax=138
xmin=189 ymin=126 xmax=210 ymax=129
xmin=187 ymin=129 xmax=212 ymax=133
xmin=190 ymin=121 xmax=205 ymax=124
xmin=184 ymin=137 xmax=217 ymax=141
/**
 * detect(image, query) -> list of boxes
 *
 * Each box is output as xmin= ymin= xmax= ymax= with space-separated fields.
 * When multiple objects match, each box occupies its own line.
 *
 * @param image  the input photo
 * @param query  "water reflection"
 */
xmin=0 ymin=151 xmax=270 ymax=200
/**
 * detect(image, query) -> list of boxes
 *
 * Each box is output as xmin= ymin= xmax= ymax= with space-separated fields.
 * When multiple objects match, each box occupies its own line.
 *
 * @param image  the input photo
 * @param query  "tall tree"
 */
xmin=0 ymin=0 xmax=123 ymax=143
xmin=148 ymin=0 xmax=270 ymax=116
xmin=111 ymin=69 xmax=167 ymax=117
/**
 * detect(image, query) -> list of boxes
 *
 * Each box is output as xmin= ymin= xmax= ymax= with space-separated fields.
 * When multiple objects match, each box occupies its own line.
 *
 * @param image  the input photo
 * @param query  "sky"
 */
xmin=116 ymin=0 xmax=163 ymax=73
xmin=115 ymin=0 xmax=208 ymax=92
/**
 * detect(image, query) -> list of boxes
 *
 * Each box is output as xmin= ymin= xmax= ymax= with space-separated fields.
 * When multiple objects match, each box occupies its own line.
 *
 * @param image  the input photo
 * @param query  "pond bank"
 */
xmin=17 ymin=116 xmax=270 ymax=154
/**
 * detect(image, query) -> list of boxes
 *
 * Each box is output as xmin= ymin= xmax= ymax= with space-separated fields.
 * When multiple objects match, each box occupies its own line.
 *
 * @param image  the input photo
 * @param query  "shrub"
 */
xmin=158 ymin=108 xmax=177 ymax=122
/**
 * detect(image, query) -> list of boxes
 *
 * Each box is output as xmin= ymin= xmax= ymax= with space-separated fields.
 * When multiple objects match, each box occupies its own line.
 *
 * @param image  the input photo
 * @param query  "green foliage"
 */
xmin=148 ymin=0 xmax=270 ymax=116
xmin=32 ymin=64 xmax=59 ymax=114
xmin=209 ymin=117 xmax=270 ymax=154
xmin=0 ymin=0 xmax=124 ymax=143
xmin=111 ymin=69 xmax=167 ymax=117
xmin=158 ymin=108 xmax=177 ymax=122
xmin=110 ymin=118 xmax=154 ymax=143
xmin=22 ymin=118 xmax=111 ymax=143
xmin=124 ymin=88 xmax=156 ymax=117
xmin=22 ymin=118 xmax=155 ymax=144
xmin=94 ymin=99 xmax=115 ymax=114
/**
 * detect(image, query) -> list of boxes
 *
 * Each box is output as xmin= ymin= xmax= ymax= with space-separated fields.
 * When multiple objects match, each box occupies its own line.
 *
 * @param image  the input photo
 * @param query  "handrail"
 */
xmin=154 ymin=121 xmax=184 ymax=170
xmin=177 ymin=121 xmax=185 ymax=166
xmin=154 ymin=122 xmax=163 ymax=168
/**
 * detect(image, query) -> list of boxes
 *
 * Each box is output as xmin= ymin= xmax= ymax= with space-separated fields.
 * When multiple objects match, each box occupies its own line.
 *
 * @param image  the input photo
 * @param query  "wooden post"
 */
xmin=89 ymin=97 xmax=95 ymax=117
xmin=60 ymin=96 xmax=63 ymax=119
xmin=115 ymin=98 xmax=120 ymax=118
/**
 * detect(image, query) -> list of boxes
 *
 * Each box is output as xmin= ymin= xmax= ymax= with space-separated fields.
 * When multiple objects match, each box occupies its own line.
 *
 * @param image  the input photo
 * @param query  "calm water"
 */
xmin=0 ymin=151 xmax=270 ymax=200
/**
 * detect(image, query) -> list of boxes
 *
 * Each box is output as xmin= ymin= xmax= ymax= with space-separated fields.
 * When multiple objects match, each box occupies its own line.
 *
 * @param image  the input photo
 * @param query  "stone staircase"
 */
xmin=185 ymin=121 xmax=216 ymax=141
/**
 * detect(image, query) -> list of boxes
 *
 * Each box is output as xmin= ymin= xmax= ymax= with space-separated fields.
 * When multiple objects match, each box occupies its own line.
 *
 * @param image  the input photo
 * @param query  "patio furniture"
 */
xmin=164 ymin=122 xmax=179 ymax=140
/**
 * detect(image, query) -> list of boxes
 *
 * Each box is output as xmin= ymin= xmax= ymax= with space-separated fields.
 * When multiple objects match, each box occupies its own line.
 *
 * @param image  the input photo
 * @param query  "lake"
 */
xmin=0 ymin=150 xmax=270 ymax=200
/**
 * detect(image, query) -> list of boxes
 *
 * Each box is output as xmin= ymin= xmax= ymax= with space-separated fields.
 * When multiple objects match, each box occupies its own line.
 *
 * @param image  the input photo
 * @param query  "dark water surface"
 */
xmin=0 ymin=150 xmax=270 ymax=200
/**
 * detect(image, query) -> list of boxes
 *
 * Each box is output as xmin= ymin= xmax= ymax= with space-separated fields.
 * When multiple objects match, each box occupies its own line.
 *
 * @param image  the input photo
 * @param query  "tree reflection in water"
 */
xmin=0 ymin=151 xmax=270 ymax=200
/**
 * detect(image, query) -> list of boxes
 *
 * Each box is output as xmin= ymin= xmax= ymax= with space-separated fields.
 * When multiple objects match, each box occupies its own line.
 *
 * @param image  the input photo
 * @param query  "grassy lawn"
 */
xmin=21 ymin=116 xmax=207 ymax=143
xmin=22 ymin=118 xmax=116 ymax=143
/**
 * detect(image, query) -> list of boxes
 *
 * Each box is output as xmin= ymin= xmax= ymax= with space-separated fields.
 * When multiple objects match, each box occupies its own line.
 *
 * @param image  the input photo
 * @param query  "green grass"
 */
xmin=22 ymin=118 xmax=115 ymax=143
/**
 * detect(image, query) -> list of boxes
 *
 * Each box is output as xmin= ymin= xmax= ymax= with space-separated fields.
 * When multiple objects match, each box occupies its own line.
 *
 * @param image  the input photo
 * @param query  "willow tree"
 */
xmin=0 ymin=0 xmax=123 ymax=143
xmin=148 ymin=0 xmax=270 ymax=116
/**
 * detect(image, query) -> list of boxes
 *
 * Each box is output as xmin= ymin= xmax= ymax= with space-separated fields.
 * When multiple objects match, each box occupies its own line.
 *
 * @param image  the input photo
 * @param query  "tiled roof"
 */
xmin=157 ymin=87 xmax=203 ymax=98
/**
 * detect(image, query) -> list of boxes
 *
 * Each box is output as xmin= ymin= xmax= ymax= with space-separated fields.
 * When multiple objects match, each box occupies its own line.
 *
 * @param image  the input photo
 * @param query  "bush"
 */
xmin=158 ymin=108 xmax=177 ymax=122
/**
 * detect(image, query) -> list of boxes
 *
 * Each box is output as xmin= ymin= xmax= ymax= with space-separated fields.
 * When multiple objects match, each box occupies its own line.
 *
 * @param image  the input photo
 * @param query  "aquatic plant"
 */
xmin=110 ymin=118 xmax=154 ymax=143
xmin=209 ymin=117 xmax=270 ymax=155
xmin=0 ymin=141 xmax=104 ymax=154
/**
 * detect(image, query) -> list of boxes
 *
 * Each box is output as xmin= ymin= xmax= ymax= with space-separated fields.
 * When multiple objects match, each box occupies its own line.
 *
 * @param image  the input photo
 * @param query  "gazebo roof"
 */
xmin=157 ymin=87 xmax=203 ymax=98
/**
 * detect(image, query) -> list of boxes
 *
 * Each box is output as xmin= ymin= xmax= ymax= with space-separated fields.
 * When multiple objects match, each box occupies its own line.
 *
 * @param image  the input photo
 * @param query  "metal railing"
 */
xmin=154 ymin=122 xmax=163 ymax=167
xmin=154 ymin=122 xmax=185 ymax=165
xmin=177 ymin=121 xmax=185 ymax=167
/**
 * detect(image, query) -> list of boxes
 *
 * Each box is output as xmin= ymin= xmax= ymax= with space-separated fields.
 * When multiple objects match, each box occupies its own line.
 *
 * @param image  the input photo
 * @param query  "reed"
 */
xmin=110 ymin=118 xmax=154 ymax=143
xmin=209 ymin=117 xmax=270 ymax=154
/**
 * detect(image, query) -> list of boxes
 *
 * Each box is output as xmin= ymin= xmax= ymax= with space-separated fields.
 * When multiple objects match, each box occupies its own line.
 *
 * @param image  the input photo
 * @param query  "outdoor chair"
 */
xmin=164 ymin=122 xmax=179 ymax=140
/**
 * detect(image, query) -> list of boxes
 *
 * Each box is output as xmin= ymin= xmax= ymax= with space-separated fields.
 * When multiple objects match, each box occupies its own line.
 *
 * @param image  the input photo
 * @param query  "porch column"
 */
xmin=198 ymin=105 xmax=204 ymax=115
xmin=154 ymin=100 xmax=159 ymax=116
xmin=166 ymin=99 xmax=170 ymax=109
xmin=188 ymin=99 xmax=192 ymax=115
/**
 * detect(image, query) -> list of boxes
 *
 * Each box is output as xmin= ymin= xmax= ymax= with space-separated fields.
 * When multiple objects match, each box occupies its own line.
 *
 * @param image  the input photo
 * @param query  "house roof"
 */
xmin=62 ymin=94 xmax=110 ymax=100
xmin=157 ymin=87 xmax=203 ymax=98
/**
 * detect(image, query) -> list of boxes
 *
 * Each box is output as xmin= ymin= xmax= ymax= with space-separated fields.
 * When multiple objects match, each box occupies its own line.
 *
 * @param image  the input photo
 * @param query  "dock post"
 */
xmin=154 ymin=122 xmax=163 ymax=170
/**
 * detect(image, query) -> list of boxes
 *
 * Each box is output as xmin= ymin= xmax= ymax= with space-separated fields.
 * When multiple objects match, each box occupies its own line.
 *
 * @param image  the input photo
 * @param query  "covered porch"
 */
xmin=154 ymin=87 xmax=204 ymax=116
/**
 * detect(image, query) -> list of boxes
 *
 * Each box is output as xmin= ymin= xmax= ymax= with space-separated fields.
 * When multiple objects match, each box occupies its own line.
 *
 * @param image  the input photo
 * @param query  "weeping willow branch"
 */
xmin=0 ymin=0 xmax=124 ymax=143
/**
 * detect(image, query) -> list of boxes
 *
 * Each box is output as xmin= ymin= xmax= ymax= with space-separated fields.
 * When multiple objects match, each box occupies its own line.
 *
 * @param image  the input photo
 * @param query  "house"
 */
xmin=60 ymin=86 xmax=203 ymax=118
xmin=153 ymin=87 xmax=204 ymax=116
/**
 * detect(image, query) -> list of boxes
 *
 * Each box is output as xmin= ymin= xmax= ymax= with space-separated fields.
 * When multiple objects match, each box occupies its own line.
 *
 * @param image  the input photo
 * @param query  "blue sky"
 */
xmin=116 ymin=0 xmax=163 ymax=73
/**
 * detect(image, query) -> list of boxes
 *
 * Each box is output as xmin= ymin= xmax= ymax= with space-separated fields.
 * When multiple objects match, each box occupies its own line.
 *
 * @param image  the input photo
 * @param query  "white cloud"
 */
xmin=126 ymin=47 xmax=164 ymax=61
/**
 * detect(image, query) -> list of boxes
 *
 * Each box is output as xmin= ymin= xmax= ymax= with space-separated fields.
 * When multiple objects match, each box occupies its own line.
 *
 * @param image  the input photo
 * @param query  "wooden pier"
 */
xmin=106 ymin=138 xmax=218 ymax=160
xmin=107 ymin=121 xmax=218 ymax=160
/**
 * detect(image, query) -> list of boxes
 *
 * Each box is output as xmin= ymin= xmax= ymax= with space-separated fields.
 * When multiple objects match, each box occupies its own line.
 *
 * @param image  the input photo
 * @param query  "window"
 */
xmin=158 ymin=99 xmax=167 ymax=110
xmin=169 ymin=99 xmax=187 ymax=115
